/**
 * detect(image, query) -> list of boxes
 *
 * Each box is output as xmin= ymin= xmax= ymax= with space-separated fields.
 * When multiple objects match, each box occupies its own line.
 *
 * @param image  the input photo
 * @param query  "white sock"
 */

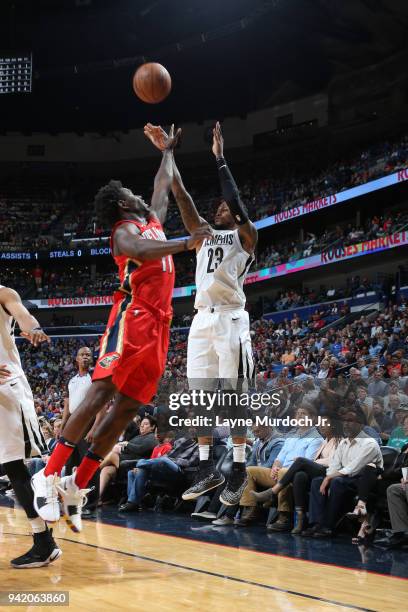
xmin=29 ymin=516 xmax=47 ymax=534
xmin=199 ymin=445 xmax=210 ymax=462
xmin=233 ymin=443 xmax=246 ymax=463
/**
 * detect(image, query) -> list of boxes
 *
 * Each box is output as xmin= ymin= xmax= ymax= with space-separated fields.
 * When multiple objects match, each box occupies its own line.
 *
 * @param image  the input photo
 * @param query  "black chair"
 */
xmin=380 ymin=446 xmax=400 ymax=470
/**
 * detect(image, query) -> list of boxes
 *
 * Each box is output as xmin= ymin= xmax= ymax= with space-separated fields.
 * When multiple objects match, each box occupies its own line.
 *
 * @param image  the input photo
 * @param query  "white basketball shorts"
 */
xmin=0 ymin=375 xmax=46 ymax=464
xmin=187 ymin=307 xmax=254 ymax=389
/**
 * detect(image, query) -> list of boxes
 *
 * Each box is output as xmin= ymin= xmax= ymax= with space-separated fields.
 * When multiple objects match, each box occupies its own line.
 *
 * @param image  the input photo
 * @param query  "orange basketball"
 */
xmin=132 ymin=62 xmax=172 ymax=104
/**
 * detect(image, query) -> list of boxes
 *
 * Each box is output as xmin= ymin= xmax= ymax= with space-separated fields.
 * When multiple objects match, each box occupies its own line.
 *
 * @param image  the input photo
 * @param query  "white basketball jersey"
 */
xmin=0 ymin=286 xmax=25 ymax=381
xmin=194 ymin=229 xmax=254 ymax=309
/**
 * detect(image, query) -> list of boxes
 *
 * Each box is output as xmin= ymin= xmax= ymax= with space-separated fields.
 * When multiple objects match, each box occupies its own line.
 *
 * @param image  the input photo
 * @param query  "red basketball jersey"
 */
xmin=110 ymin=217 xmax=175 ymax=316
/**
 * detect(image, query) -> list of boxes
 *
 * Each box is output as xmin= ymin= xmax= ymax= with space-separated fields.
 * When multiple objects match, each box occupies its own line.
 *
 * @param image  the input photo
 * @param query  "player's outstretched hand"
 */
xmin=20 ymin=329 xmax=51 ymax=347
xmin=144 ymin=123 xmax=182 ymax=151
xmin=187 ymin=225 xmax=213 ymax=250
xmin=212 ymin=121 xmax=224 ymax=157
xmin=0 ymin=364 xmax=11 ymax=383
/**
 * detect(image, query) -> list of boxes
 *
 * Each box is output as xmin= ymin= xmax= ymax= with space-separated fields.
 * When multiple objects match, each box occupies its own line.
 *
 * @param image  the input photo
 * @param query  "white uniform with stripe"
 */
xmin=187 ymin=229 xmax=254 ymax=388
xmin=0 ymin=287 xmax=46 ymax=463
xmin=67 ymin=372 xmax=92 ymax=415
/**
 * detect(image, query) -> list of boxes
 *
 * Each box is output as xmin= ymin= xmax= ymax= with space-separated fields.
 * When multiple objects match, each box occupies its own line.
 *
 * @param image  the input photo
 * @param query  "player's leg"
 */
xmin=216 ymin=310 xmax=254 ymax=506
xmin=32 ymin=378 xmax=115 ymax=522
xmin=183 ymin=312 xmax=225 ymax=500
xmin=3 ymin=460 xmax=61 ymax=568
xmin=57 ymin=391 xmax=141 ymax=532
xmin=0 ymin=379 xmax=60 ymax=568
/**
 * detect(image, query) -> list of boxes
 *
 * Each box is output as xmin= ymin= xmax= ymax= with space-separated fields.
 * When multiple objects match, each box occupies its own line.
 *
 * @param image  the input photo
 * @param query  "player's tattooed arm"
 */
xmin=171 ymin=157 xmax=209 ymax=234
xmin=144 ymin=123 xmax=208 ymax=233
xmin=114 ymin=222 xmax=212 ymax=261
xmin=145 ymin=124 xmax=181 ymax=225
xmin=0 ymin=286 xmax=50 ymax=346
xmin=212 ymin=122 xmax=257 ymax=254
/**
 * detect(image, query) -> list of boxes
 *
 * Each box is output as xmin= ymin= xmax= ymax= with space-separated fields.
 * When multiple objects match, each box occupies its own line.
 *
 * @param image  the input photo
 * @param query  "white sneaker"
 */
xmin=57 ymin=468 xmax=91 ymax=533
xmin=31 ymin=469 xmax=61 ymax=523
xmin=191 ymin=511 xmax=217 ymax=520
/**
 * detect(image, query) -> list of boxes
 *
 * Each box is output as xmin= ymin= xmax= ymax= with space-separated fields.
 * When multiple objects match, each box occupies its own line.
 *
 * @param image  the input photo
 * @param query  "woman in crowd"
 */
xmin=99 ymin=416 xmax=157 ymax=501
xmin=317 ymin=358 xmax=330 ymax=380
xmin=252 ymin=418 xmax=343 ymax=533
xmin=388 ymin=408 xmax=408 ymax=449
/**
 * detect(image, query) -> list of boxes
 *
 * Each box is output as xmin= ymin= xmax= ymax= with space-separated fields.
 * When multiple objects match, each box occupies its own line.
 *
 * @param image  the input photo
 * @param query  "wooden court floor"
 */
xmin=0 ymin=506 xmax=407 ymax=612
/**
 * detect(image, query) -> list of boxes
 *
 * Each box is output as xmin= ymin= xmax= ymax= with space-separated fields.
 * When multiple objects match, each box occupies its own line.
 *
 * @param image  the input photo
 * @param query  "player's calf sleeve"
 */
xmin=74 ymin=450 xmax=103 ymax=489
xmin=232 ymin=443 xmax=246 ymax=465
xmin=44 ymin=437 xmax=76 ymax=477
xmin=3 ymin=460 xmax=45 ymax=525
xmin=199 ymin=444 xmax=214 ymax=466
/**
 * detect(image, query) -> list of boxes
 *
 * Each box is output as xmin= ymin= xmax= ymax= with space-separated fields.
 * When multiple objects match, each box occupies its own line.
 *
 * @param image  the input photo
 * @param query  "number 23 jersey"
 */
xmin=194 ymin=229 xmax=254 ymax=309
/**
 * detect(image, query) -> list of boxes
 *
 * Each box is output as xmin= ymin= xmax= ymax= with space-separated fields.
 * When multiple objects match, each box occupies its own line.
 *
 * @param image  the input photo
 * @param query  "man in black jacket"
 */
xmin=119 ymin=436 xmax=199 ymax=512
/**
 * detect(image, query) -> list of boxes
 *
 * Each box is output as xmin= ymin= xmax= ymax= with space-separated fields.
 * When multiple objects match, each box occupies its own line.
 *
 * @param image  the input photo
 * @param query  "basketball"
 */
xmin=132 ymin=62 xmax=172 ymax=104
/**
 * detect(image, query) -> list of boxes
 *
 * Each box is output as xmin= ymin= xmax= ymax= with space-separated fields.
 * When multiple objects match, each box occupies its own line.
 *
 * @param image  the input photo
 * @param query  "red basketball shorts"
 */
xmin=93 ymin=292 xmax=171 ymax=404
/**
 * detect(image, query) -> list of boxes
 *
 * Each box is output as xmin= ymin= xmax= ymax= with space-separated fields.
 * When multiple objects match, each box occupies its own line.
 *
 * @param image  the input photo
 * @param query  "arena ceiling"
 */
xmin=0 ymin=0 xmax=407 ymax=132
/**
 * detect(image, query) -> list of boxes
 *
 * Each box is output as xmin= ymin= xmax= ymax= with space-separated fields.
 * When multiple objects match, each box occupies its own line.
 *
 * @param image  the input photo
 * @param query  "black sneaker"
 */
xmin=219 ymin=468 xmax=248 ymax=506
xmin=10 ymin=529 xmax=62 ymax=569
xmin=182 ymin=465 xmax=225 ymax=501
xmin=118 ymin=502 xmax=141 ymax=513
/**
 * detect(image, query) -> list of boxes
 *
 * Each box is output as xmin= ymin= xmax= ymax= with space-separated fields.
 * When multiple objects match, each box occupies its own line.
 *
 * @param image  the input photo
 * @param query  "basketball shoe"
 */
xmin=182 ymin=464 xmax=225 ymax=501
xmin=57 ymin=468 xmax=92 ymax=533
xmin=219 ymin=465 xmax=247 ymax=506
xmin=10 ymin=529 xmax=62 ymax=569
xmin=31 ymin=469 xmax=61 ymax=523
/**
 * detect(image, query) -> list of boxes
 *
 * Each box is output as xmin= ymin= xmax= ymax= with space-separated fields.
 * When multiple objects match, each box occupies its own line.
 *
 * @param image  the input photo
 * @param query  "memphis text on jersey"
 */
xmin=203 ymin=234 xmax=234 ymax=246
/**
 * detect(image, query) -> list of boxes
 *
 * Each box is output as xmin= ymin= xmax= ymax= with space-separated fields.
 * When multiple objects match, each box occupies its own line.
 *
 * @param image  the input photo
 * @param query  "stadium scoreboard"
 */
xmin=0 ymin=53 xmax=32 ymax=94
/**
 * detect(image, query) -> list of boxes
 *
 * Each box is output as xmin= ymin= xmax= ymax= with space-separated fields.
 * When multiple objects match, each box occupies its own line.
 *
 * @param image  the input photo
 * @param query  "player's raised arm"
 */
xmin=0 ymin=287 xmax=50 ymax=346
xmin=212 ymin=122 xmax=257 ymax=253
xmin=114 ymin=221 xmax=212 ymax=261
xmin=145 ymin=123 xmax=181 ymax=225
xmin=144 ymin=123 xmax=208 ymax=233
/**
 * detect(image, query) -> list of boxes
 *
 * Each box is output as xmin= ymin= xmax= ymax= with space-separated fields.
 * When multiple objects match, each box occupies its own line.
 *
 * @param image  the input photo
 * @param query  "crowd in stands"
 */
xmin=256 ymin=207 xmax=408 ymax=270
xmin=0 ymin=197 xmax=64 ymax=252
xmin=1 ymin=202 xmax=406 ymax=300
xmin=234 ymin=132 xmax=408 ymax=229
xmin=0 ymin=132 xmax=407 ymax=251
